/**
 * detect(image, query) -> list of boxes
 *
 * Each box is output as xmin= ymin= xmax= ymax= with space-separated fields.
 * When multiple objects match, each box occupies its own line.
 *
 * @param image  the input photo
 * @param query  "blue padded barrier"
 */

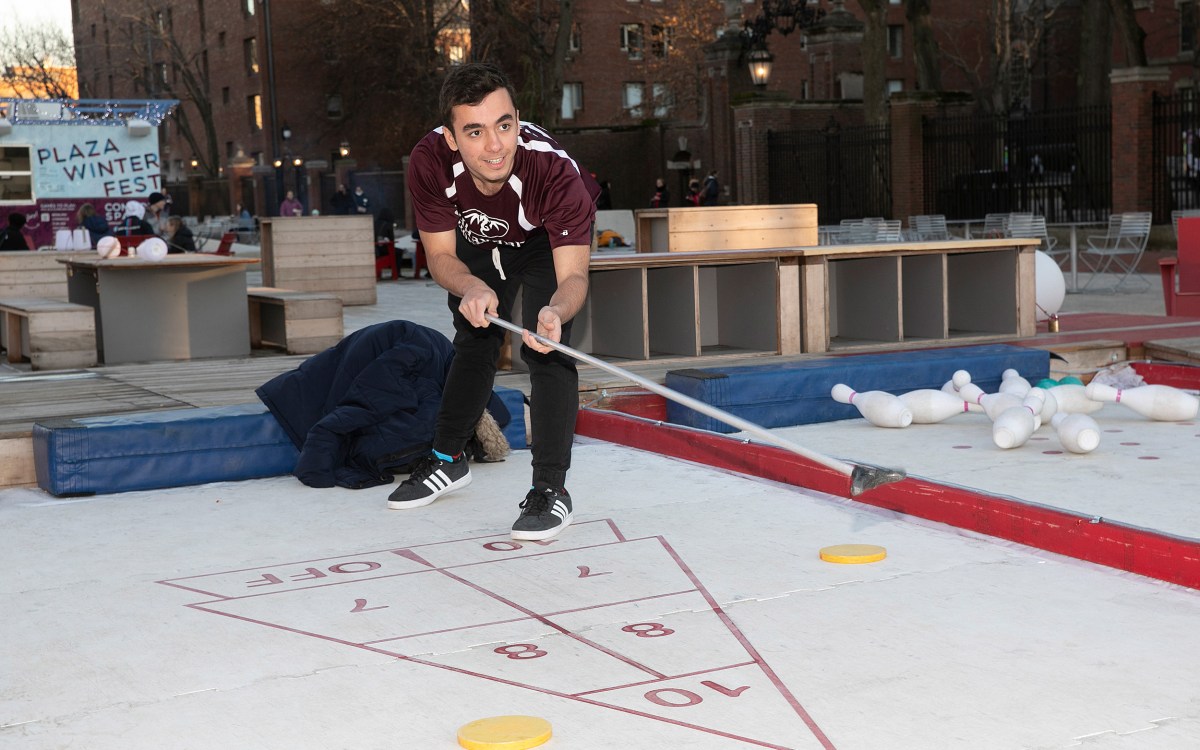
xmin=34 ymin=387 xmax=528 ymax=498
xmin=493 ymin=386 xmax=528 ymax=450
xmin=33 ymin=403 xmax=299 ymax=497
xmin=665 ymin=345 xmax=1050 ymax=433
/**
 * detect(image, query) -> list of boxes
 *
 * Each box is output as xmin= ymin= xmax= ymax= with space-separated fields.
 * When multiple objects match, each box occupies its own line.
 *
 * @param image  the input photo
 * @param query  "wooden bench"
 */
xmin=0 ymin=298 xmax=97 ymax=370
xmin=259 ymin=216 xmax=377 ymax=305
xmin=0 ymin=250 xmax=92 ymax=301
xmin=634 ymin=204 xmax=819 ymax=253
xmin=247 ymin=287 xmax=343 ymax=355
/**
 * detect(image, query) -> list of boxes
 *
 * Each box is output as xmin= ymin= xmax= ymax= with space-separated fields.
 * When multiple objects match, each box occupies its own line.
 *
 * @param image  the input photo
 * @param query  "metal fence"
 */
xmin=1152 ymin=89 xmax=1200 ymax=223
xmin=923 ymin=105 xmax=1110 ymax=223
xmin=767 ymin=123 xmax=892 ymax=224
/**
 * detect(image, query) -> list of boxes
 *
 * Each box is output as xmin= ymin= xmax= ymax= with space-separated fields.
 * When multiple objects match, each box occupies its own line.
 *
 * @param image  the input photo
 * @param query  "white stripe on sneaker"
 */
xmin=551 ymin=501 xmax=567 ymax=520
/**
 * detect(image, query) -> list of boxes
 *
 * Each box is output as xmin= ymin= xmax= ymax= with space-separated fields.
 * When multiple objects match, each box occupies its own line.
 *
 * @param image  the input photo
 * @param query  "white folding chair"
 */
xmin=1007 ymin=214 xmax=1063 ymax=263
xmin=1080 ymin=212 xmax=1152 ymax=291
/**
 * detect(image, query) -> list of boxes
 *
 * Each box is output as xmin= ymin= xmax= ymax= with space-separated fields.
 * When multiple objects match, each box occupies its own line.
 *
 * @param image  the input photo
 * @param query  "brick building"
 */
xmin=68 ymin=0 xmax=1200 ymax=221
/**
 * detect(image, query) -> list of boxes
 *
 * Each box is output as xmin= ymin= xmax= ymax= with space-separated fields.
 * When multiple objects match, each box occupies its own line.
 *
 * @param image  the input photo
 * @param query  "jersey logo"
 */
xmin=459 ymin=209 xmax=510 ymax=244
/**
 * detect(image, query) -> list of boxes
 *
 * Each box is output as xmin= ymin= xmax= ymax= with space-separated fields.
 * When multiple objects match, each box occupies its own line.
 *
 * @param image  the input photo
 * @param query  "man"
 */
xmin=331 ymin=184 xmax=352 ymax=215
xmin=392 ymin=62 xmax=598 ymax=541
xmin=146 ymin=191 xmax=168 ymax=233
xmin=701 ymin=170 xmax=720 ymax=206
xmin=279 ymin=190 xmax=304 ymax=217
xmin=353 ymin=186 xmax=371 ymax=215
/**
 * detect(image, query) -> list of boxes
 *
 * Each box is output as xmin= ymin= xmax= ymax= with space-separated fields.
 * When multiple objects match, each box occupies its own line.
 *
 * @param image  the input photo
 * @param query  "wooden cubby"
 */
xmin=505 ymin=238 xmax=1037 ymax=368
xmin=635 ymin=204 xmax=819 ymax=253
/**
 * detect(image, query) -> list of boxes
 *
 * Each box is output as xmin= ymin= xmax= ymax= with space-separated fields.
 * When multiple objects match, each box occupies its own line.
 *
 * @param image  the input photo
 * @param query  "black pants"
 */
xmin=433 ymin=229 xmax=579 ymax=488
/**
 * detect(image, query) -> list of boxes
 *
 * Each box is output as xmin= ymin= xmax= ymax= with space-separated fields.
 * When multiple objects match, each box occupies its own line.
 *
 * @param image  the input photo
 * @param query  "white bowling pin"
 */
xmin=898 ymin=389 xmax=974 ymax=424
xmin=992 ymin=402 xmax=1038 ymax=449
xmin=941 ymin=369 xmax=973 ymax=394
xmin=1037 ymin=389 xmax=1058 ymax=426
xmin=1021 ymin=388 xmax=1046 ymax=431
xmin=1046 ymin=383 xmax=1103 ymax=414
xmin=999 ymin=368 xmax=1032 ymax=397
xmin=831 ymin=384 xmax=913 ymax=428
xmin=959 ymin=382 xmax=1021 ymax=421
xmin=1051 ymin=412 xmax=1101 ymax=454
xmin=1084 ymin=382 xmax=1200 ymax=421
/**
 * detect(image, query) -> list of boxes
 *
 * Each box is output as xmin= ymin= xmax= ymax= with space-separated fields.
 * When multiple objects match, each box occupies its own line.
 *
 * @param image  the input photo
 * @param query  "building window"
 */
xmin=568 ymin=23 xmax=581 ymax=53
xmin=0 ymin=146 xmax=34 ymax=203
xmin=222 ymin=86 xmax=230 ymax=104
xmin=244 ymin=38 xmax=259 ymax=75
xmin=1183 ymin=2 xmax=1198 ymax=54
xmin=651 ymin=83 xmax=673 ymax=117
xmin=623 ymin=82 xmax=644 ymax=117
xmin=244 ymin=0 xmax=256 ymax=17
xmin=218 ymin=31 xmax=226 ymax=48
xmin=887 ymin=79 xmax=904 ymax=97
xmin=650 ymin=25 xmax=672 ymax=58
xmin=561 ymin=82 xmax=583 ymax=120
xmin=226 ymin=141 xmax=235 ymax=159
xmin=327 ymin=95 xmax=344 ymax=119
xmin=620 ymin=24 xmax=644 ymax=60
xmin=156 ymin=62 xmax=168 ymax=86
xmin=247 ymin=94 xmax=262 ymax=132
xmin=887 ymin=25 xmax=903 ymax=59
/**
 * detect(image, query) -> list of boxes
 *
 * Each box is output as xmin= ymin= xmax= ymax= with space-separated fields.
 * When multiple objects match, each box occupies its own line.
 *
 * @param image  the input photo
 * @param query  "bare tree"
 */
xmin=313 ymin=0 xmax=468 ymax=159
xmin=1077 ymin=0 xmax=1111 ymax=107
xmin=470 ymin=0 xmax=577 ymax=127
xmin=635 ymin=1 xmax=723 ymax=124
xmin=0 ymin=21 xmax=77 ymax=99
xmin=856 ymin=0 xmax=888 ymax=125
xmin=904 ymin=0 xmax=940 ymax=92
xmin=937 ymin=0 xmax=1059 ymax=114
xmin=1108 ymin=0 xmax=1147 ymax=67
xmin=111 ymin=4 xmax=220 ymax=178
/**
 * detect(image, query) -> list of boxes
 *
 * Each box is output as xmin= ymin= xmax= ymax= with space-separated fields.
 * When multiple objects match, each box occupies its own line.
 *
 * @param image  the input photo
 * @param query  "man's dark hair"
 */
xmin=439 ymin=62 xmax=516 ymax=132
xmin=6 ymin=212 xmax=27 ymax=229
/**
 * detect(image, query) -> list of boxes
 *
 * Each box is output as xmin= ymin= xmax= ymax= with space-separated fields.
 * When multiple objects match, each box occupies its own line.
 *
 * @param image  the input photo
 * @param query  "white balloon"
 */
xmin=1034 ymin=250 xmax=1065 ymax=322
xmin=96 ymin=236 xmax=122 ymax=259
xmin=136 ymin=237 xmax=168 ymax=261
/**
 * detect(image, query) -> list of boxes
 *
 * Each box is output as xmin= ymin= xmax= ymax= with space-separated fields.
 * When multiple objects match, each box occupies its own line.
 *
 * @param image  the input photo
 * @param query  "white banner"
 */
xmin=25 ymin=124 xmax=163 ymax=199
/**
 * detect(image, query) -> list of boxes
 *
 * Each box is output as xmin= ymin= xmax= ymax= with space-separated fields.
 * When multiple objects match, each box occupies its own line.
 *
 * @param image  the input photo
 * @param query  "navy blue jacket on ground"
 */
xmin=257 ymin=321 xmax=457 ymax=489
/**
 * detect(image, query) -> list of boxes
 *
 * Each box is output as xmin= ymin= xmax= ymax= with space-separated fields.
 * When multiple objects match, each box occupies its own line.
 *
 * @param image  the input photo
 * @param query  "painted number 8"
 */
xmin=494 ymin=644 xmax=547 ymax=660
xmin=622 ymin=622 xmax=675 ymax=638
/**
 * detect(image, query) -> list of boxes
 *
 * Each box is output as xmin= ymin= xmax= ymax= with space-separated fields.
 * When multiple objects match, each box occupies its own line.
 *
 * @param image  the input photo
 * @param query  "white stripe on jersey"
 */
xmin=518 ymin=121 xmax=584 ymax=176
xmin=446 ymin=162 xmax=466 ymax=199
xmin=507 ymin=174 xmax=535 ymax=231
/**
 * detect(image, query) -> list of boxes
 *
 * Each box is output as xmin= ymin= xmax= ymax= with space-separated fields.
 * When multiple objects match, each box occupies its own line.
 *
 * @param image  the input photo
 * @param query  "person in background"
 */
xmin=280 ymin=190 xmax=304 ymax=217
xmin=146 ymin=192 xmax=168 ymax=233
xmin=76 ymin=203 xmax=112 ymax=247
xmin=685 ymin=177 xmax=702 ymax=206
xmin=701 ymin=170 xmax=720 ymax=206
xmin=162 ymin=216 xmax=196 ymax=254
xmin=0 ymin=212 xmax=34 ymax=250
xmin=353 ymin=185 xmax=371 ymax=215
xmin=595 ymin=176 xmax=612 ymax=211
xmin=331 ymin=184 xmax=353 ymax=215
xmin=117 ymin=200 xmax=155 ymax=236
xmin=649 ymin=177 xmax=670 ymax=208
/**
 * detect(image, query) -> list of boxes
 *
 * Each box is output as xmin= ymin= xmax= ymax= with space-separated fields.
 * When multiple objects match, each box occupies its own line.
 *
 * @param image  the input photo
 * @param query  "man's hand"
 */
xmin=522 ymin=307 xmax=563 ymax=353
xmin=459 ymin=285 xmax=499 ymax=328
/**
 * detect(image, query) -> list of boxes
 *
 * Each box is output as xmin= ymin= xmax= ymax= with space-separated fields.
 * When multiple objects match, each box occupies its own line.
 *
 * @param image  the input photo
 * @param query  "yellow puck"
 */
xmin=819 ymin=544 xmax=887 ymax=564
xmin=457 ymin=715 xmax=552 ymax=750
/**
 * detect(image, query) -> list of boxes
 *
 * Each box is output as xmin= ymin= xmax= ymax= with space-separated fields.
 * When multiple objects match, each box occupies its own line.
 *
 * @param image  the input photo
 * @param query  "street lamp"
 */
xmin=747 ymin=46 xmax=774 ymax=89
xmin=742 ymin=0 xmax=824 ymax=88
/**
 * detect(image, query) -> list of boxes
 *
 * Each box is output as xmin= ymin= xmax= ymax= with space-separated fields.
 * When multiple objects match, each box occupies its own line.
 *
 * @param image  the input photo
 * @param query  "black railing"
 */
xmin=1152 ymin=89 xmax=1200 ymax=223
xmin=923 ymin=105 xmax=1110 ymax=223
xmin=767 ymin=123 xmax=891 ymax=223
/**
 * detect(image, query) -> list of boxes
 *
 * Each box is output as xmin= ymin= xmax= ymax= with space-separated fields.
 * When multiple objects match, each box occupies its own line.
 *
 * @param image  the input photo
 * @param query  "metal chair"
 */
xmin=1080 ymin=212 xmax=1152 ymax=291
xmin=907 ymin=214 xmax=957 ymax=241
xmin=1007 ymin=214 xmax=1063 ymax=263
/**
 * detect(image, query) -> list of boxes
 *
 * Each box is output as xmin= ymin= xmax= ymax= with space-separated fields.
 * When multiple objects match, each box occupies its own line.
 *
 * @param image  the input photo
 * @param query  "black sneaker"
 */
xmin=387 ymin=453 xmax=471 ymax=509
xmin=511 ymin=484 xmax=573 ymax=541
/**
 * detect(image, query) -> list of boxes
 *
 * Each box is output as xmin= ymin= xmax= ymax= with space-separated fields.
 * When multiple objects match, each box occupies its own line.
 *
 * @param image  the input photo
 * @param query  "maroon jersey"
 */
xmin=408 ymin=122 xmax=599 ymax=250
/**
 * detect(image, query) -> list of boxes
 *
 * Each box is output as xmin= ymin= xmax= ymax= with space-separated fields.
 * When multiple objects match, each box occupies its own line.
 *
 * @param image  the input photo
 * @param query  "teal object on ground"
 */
xmin=1059 ymin=376 xmax=1085 ymax=385
xmin=1035 ymin=378 xmax=1058 ymax=389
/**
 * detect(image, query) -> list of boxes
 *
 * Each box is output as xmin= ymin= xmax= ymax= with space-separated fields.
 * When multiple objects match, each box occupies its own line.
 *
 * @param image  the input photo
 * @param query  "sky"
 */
xmin=0 ymin=0 xmax=73 ymax=39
